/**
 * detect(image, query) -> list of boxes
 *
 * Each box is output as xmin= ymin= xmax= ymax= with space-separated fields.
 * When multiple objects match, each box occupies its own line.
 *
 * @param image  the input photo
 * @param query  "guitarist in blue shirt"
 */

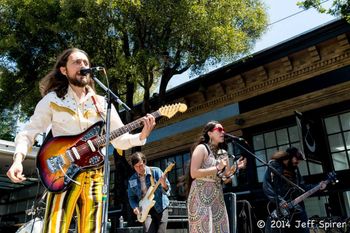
xmin=263 ymin=147 xmax=327 ymax=233
xmin=128 ymin=152 xmax=171 ymax=233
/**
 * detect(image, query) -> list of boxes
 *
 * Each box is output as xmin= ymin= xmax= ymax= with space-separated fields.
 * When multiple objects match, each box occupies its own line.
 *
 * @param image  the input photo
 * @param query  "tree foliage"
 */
xmin=298 ymin=0 xmax=350 ymax=23
xmin=0 ymin=0 xmax=68 ymax=140
xmin=114 ymin=0 xmax=268 ymax=110
xmin=0 ymin=109 xmax=19 ymax=141
xmin=0 ymin=0 xmax=268 ymax=139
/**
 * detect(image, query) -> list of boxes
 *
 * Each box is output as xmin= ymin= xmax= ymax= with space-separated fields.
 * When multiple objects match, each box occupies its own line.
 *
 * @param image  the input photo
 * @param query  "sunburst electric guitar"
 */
xmin=36 ymin=103 xmax=187 ymax=193
xmin=137 ymin=162 xmax=175 ymax=223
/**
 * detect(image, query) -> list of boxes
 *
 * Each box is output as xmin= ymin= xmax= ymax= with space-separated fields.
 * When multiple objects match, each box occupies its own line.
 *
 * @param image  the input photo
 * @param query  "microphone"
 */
xmin=80 ymin=67 xmax=104 ymax=75
xmin=224 ymin=133 xmax=245 ymax=142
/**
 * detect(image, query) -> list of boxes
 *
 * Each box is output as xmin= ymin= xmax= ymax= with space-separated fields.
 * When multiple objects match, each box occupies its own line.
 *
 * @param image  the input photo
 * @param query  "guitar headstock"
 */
xmin=164 ymin=162 xmax=176 ymax=174
xmin=326 ymin=171 xmax=338 ymax=185
xmin=158 ymin=103 xmax=187 ymax=119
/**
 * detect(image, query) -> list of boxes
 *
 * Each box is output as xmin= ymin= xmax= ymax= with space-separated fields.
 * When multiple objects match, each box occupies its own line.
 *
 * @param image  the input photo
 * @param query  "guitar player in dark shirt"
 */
xmin=263 ymin=147 xmax=327 ymax=233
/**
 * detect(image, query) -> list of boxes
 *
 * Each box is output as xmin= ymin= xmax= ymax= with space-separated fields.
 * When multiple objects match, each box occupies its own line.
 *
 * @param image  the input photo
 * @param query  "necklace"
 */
xmin=208 ymin=143 xmax=219 ymax=158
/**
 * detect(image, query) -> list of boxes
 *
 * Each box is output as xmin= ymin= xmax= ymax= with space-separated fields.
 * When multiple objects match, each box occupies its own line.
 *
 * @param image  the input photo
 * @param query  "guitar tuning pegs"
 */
xmin=168 ymin=160 xmax=176 ymax=165
xmin=327 ymin=171 xmax=339 ymax=185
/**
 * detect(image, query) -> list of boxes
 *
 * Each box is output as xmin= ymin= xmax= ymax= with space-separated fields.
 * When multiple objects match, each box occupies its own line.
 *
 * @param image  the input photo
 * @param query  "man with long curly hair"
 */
xmin=7 ymin=48 xmax=156 ymax=233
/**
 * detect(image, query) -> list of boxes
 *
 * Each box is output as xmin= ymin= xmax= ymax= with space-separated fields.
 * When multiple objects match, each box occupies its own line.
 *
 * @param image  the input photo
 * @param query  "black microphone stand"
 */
xmin=224 ymin=133 xmax=305 ymax=227
xmin=90 ymin=72 xmax=131 ymax=233
xmin=92 ymin=75 xmax=131 ymax=112
xmin=224 ymin=133 xmax=305 ymax=192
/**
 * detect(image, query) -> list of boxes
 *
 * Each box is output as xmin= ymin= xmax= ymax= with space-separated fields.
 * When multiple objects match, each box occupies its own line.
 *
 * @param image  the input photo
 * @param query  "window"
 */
xmin=149 ymin=152 xmax=190 ymax=200
xmin=304 ymin=196 xmax=328 ymax=217
xmin=324 ymin=112 xmax=350 ymax=171
xmin=344 ymin=191 xmax=350 ymax=217
xmin=253 ymin=126 xmax=300 ymax=182
xmin=253 ymin=125 xmax=323 ymax=183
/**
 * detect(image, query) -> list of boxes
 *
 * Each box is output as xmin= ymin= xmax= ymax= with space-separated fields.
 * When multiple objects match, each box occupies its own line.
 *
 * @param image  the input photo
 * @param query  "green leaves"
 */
xmin=116 ymin=0 xmax=268 ymax=101
xmin=0 ymin=0 xmax=268 ymax=122
xmin=298 ymin=0 xmax=349 ymax=21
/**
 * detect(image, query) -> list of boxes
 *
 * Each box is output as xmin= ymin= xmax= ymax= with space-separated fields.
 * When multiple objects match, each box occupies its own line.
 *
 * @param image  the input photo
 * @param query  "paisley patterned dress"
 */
xmin=187 ymin=144 xmax=230 ymax=233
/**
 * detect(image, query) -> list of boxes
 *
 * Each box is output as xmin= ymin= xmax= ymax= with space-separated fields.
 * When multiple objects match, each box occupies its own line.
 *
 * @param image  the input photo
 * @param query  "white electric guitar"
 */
xmin=137 ymin=163 xmax=175 ymax=222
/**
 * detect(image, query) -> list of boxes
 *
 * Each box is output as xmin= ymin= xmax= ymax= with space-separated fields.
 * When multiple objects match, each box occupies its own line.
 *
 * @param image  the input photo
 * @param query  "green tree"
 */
xmin=0 ymin=0 xmax=268 ymax=138
xmin=0 ymin=0 xmax=69 ymax=139
xmin=28 ymin=0 xmax=269 ymax=112
xmin=0 ymin=109 xmax=18 ymax=141
xmin=113 ymin=0 xmax=268 ymax=111
xmin=57 ymin=0 xmax=141 ymax=115
xmin=298 ymin=0 xmax=350 ymax=22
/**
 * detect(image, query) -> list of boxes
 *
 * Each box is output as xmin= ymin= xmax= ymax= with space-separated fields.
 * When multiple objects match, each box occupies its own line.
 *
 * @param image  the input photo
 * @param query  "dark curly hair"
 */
xmin=271 ymin=147 xmax=305 ymax=161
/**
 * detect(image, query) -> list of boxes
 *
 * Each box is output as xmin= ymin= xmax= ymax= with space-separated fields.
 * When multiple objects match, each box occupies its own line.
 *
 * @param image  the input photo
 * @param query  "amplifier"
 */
xmin=168 ymin=200 xmax=187 ymax=218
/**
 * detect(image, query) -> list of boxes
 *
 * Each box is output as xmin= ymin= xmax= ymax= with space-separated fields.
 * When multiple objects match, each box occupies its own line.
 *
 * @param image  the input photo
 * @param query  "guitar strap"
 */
xmin=150 ymin=168 xmax=155 ymax=187
xmin=91 ymin=95 xmax=106 ymax=123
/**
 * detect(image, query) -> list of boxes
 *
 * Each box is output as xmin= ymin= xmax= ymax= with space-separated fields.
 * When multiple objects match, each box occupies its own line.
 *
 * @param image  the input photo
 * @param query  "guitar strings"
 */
xmin=68 ymin=110 xmax=162 ymax=161
xmin=69 ymin=118 xmax=146 ymax=160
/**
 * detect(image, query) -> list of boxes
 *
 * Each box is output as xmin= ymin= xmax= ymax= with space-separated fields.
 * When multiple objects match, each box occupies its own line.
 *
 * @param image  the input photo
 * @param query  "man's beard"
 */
xmin=68 ymin=75 xmax=88 ymax=87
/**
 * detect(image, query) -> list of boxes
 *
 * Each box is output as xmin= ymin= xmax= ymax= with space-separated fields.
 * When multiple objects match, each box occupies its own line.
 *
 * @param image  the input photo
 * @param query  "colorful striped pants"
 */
xmin=42 ymin=168 xmax=103 ymax=233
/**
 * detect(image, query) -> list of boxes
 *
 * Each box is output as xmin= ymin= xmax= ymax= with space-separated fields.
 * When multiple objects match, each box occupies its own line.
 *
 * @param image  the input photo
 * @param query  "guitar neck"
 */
xmin=93 ymin=110 xmax=161 ymax=147
xmin=147 ymin=169 xmax=172 ymax=199
xmin=148 ymin=180 xmax=162 ymax=199
xmin=292 ymin=180 xmax=328 ymax=206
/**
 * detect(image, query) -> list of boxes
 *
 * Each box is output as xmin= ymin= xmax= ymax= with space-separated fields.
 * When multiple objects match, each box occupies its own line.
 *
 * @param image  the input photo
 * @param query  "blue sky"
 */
xmin=166 ymin=0 xmax=337 ymax=89
xmin=254 ymin=0 xmax=336 ymax=51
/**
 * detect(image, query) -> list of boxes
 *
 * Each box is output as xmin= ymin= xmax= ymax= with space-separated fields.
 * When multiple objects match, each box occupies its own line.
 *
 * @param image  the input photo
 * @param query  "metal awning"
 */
xmin=0 ymin=139 xmax=39 ymax=193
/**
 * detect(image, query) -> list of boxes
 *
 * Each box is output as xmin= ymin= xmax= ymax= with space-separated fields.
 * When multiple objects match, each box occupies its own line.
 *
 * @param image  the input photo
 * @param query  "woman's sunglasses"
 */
xmin=212 ymin=127 xmax=225 ymax=133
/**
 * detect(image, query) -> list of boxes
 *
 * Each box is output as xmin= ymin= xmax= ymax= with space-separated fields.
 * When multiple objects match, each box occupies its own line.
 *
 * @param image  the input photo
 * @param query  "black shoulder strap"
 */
xmin=42 ymin=130 xmax=53 ymax=145
xmin=203 ymin=143 xmax=211 ymax=155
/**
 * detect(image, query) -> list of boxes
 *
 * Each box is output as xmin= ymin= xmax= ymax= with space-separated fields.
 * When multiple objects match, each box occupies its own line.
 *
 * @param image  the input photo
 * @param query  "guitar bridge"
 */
xmin=47 ymin=156 xmax=64 ymax=173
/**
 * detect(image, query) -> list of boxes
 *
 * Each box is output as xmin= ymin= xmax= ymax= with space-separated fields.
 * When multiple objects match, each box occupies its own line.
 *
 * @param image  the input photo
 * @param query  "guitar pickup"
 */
xmin=47 ymin=156 xmax=64 ymax=173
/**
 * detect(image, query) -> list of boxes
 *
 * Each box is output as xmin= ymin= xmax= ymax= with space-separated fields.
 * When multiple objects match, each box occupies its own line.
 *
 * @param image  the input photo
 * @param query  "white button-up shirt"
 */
xmin=15 ymin=85 xmax=145 ymax=156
